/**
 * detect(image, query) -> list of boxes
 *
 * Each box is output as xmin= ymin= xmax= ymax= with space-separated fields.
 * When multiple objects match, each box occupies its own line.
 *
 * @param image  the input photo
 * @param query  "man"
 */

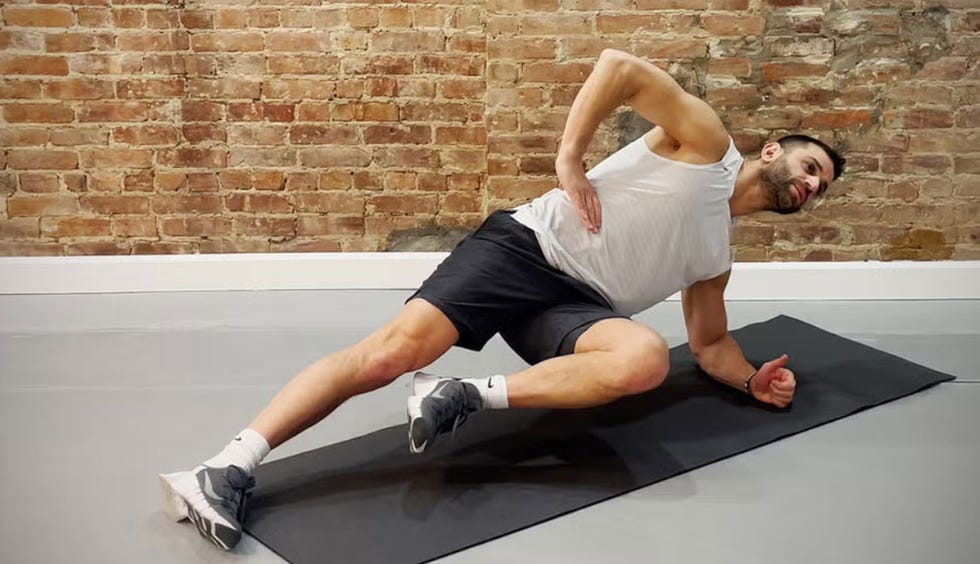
xmin=161 ymin=49 xmax=845 ymax=550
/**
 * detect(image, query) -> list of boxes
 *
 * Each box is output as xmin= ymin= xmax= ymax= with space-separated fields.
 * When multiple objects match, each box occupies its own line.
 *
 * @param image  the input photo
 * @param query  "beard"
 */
xmin=762 ymin=156 xmax=800 ymax=215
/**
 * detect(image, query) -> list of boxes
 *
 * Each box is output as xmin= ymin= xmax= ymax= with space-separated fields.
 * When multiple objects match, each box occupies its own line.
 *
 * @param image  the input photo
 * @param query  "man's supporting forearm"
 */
xmin=693 ymin=333 xmax=757 ymax=392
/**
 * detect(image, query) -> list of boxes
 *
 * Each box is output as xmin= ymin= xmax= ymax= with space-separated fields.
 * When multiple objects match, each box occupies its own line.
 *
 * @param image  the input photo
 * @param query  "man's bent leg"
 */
xmin=408 ymin=318 xmax=669 ymax=452
xmin=505 ymin=318 xmax=669 ymax=409
xmin=162 ymin=298 xmax=457 ymax=550
xmin=250 ymin=298 xmax=459 ymax=449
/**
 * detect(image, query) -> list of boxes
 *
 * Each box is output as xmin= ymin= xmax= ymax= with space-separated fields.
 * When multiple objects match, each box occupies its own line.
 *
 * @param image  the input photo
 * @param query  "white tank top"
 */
xmin=511 ymin=134 xmax=742 ymax=316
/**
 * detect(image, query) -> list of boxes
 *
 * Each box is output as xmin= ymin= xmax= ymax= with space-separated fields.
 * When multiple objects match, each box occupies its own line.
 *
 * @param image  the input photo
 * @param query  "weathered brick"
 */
xmin=7 ymin=195 xmax=80 ymax=217
xmin=3 ymin=104 xmax=74 ymax=123
xmin=299 ymin=148 xmax=371 ymax=168
xmin=44 ymin=79 xmax=114 ymax=100
xmin=4 ymin=7 xmax=73 ymax=27
xmin=363 ymin=125 xmax=431 ymax=145
xmin=42 ymin=217 xmax=111 ymax=238
xmin=80 ymin=148 xmax=153 ymax=169
xmin=7 ymin=149 xmax=78 ymax=170
xmin=228 ymin=125 xmax=288 ymax=146
xmin=20 ymin=174 xmax=60 ymax=194
xmin=113 ymin=125 xmax=180 ymax=146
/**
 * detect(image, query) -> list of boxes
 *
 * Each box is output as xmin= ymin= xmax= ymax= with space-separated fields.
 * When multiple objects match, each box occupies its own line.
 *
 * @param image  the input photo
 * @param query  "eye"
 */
xmin=806 ymin=162 xmax=815 ymax=174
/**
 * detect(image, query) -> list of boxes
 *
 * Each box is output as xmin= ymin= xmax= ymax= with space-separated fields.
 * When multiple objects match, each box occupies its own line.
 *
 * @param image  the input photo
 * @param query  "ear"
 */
xmin=760 ymin=141 xmax=782 ymax=164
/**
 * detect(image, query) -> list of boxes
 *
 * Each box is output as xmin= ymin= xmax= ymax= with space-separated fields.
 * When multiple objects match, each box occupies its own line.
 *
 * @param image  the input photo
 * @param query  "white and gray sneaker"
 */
xmin=407 ymin=371 xmax=483 ymax=453
xmin=159 ymin=464 xmax=255 ymax=550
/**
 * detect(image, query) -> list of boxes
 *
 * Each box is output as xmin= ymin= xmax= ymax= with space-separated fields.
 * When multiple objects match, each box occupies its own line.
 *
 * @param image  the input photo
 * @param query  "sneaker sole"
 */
xmin=407 ymin=395 xmax=429 ymax=454
xmin=158 ymin=472 xmax=191 ymax=522
xmin=159 ymin=471 xmax=238 ymax=551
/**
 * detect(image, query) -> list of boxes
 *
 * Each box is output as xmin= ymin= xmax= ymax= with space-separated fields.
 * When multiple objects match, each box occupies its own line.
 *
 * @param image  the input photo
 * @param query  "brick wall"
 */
xmin=1 ymin=0 xmax=977 ymax=259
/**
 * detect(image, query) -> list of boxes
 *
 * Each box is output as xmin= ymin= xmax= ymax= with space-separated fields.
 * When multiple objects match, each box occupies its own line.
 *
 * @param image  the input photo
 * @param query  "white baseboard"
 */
xmin=0 ymin=254 xmax=977 ymax=300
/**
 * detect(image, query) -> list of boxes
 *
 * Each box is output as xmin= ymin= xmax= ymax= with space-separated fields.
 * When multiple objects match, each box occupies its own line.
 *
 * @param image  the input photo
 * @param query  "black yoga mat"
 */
xmin=245 ymin=315 xmax=954 ymax=564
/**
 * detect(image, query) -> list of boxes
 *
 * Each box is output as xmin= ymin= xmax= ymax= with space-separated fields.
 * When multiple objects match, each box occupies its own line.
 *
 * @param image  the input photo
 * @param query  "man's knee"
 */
xmin=608 ymin=333 xmax=670 ymax=396
xmin=357 ymin=330 xmax=423 ymax=388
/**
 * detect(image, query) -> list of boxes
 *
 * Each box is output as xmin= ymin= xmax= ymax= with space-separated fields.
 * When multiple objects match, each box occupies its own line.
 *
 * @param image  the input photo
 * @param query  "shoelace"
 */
xmin=430 ymin=383 xmax=475 ymax=438
xmin=222 ymin=466 xmax=257 ymax=524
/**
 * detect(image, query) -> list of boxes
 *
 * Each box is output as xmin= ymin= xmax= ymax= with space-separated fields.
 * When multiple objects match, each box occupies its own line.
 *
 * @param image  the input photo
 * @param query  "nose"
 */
xmin=805 ymin=176 xmax=819 ymax=194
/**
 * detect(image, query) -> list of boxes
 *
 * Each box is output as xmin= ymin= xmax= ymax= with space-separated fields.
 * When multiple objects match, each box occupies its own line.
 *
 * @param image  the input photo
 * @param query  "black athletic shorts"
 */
xmin=408 ymin=209 xmax=628 ymax=365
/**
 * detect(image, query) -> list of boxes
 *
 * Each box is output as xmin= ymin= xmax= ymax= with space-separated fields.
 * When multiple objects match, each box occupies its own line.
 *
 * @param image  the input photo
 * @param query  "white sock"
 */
xmin=461 ymin=375 xmax=509 ymax=409
xmin=203 ymin=428 xmax=270 ymax=475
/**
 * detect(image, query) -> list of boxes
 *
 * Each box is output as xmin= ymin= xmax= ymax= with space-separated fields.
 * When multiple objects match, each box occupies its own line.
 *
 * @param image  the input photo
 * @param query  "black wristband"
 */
xmin=743 ymin=370 xmax=758 ymax=395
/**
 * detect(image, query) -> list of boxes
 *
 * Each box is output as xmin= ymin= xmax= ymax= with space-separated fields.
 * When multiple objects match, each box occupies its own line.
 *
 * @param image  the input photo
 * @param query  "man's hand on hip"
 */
xmin=557 ymin=159 xmax=601 ymax=234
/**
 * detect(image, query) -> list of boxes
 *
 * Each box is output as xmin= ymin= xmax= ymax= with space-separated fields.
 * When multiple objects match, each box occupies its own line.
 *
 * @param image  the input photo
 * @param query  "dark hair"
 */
xmin=777 ymin=134 xmax=846 ymax=180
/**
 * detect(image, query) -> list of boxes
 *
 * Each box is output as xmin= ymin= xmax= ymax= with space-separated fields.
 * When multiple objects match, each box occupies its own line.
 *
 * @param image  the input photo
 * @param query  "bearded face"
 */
xmin=761 ymin=153 xmax=800 ymax=215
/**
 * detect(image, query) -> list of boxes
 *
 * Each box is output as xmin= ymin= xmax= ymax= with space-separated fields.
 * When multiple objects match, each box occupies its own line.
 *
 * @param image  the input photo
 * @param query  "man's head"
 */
xmin=759 ymin=135 xmax=846 ymax=215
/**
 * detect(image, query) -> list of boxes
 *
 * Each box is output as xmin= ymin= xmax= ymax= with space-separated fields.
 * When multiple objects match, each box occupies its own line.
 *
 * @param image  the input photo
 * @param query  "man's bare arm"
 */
xmin=682 ymin=271 xmax=797 ymax=408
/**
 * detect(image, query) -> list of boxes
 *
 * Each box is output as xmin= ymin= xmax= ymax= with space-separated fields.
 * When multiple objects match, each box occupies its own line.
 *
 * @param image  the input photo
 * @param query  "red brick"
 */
xmin=915 ymin=57 xmax=968 ymax=81
xmin=701 ymin=15 xmax=765 ymax=36
xmin=489 ymin=134 xmax=558 ymax=154
xmin=227 ymin=124 xmax=288 ymax=146
xmin=0 ymin=128 xmax=49 ymax=146
xmin=44 ymin=79 xmax=113 ymax=100
xmin=289 ymin=125 xmax=358 ymax=145
xmin=385 ymin=172 xmax=418 ymax=191
xmin=264 ymin=31 xmax=332 ymax=52
xmin=113 ymin=125 xmax=180 ymax=146
xmin=443 ymin=192 xmax=481 ymax=213
xmin=296 ymin=102 xmax=332 ymax=122
xmin=227 ymin=102 xmax=295 ymax=122
xmin=3 ymin=7 xmax=73 ymax=27
xmin=117 ymin=31 xmax=189 ymax=52
xmin=488 ymin=177 xmax=555 ymax=201
xmin=488 ymin=38 xmax=556 ymax=59
xmin=435 ymin=126 xmax=487 ymax=145
xmin=69 ymin=54 xmax=142 ymax=75
xmin=77 ymin=8 xmax=110 ymax=28
xmin=631 ymin=40 xmax=707 ymax=60
xmin=250 ymin=171 xmax=284 ymax=191
xmin=299 ymin=148 xmax=372 ymax=168
xmin=369 ymin=194 xmax=439 ymax=215
xmin=343 ymin=55 xmax=414 ymax=75
xmin=181 ymin=100 xmax=222 ymax=121
xmin=20 ymin=174 xmax=60 ymax=194
xmin=0 ymin=219 xmax=41 ymax=239
xmin=146 ymin=9 xmax=179 ymax=29
xmin=706 ymin=86 xmax=762 ymax=109
xmin=198 ymin=240 xmax=271 ymax=254
xmin=249 ymin=9 xmax=280 ymax=28
xmin=45 ymin=32 xmax=113 ymax=52
xmin=123 ymin=170 xmax=154 ymax=192
xmin=185 ymin=173 xmax=219 ymax=192
xmin=217 ymin=171 xmax=250 ymax=190
xmin=114 ymin=218 xmax=158 ymax=238
xmin=518 ymin=156 xmax=556 ymax=174
xmin=228 ymin=148 xmax=295 ymax=167
xmin=0 ymin=80 xmax=42 ymax=99
xmin=233 ymin=217 xmax=295 ymax=238
xmin=441 ymin=149 xmax=486 ymax=172
xmin=188 ymin=78 xmax=261 ymax=100
xmin=267 ymin=55 xmax=340 ymax=75
xmin=157 ymin=148 xmax=227 ymax=168
xmin=761 ymin=61 xmax=830 ymax=82
xmin=263 ymin=79 xmax=336 ymax=100
xmin=153 ymin=170 xmax=190 ymax=192
xmin=111 ymin=8 xmax=144 ymax=28
xmin=214 ymin=9 xmax=247 ymax=29
xmin=182 ymin=124 xmax=227 ymax=143
xmin=116 ymin=78 xmax=185 ymax=99
xmin=418 ymin=54 xmax=483 ymax=77
xmin=297 ymin=216 xmax=364 ymax=237
xmin=374 ymin=148 xmax=440 ymax=169
xmin=3 ymin=104 xmax=74 ymax=123
xmin=152 ymin=195 xmax=222 ymax=214
xmin=448 ymin=34 xmax=485 ymax=53
xmin=332 ymin=102 xmax=398 ymax=122
xmin=77 ymin=101 xmax=163 ymax=123
xmin=80 ymin=148 xmax=153 ymax=169
xmin=7 ymin=195 xmax=80 ymax=217
xmin=596 ymin=14 xmax=696 ymax=34
xmin=7 ymin=150 xmax=78 ymax=170
xmin=225 ymin=194 xmax=292 ymax=214
xmin=42 ymin=217 xmax=111 ymax=238
xmin=523 ymin=62 xmax=591 ymax=83
xmin=294 ymin=193 xmax=365 ymax=214
xmin=801 ymin=109 xmax=873 ymax=129
xmin=353 ymin=172 xmax=382 ymax=191
xmin=363 ymin=125 xmax=431 ymax=145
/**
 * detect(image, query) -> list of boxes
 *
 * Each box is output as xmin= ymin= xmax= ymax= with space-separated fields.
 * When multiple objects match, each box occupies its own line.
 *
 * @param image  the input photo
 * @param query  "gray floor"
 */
xmin=0 ymin=292 xmax=977 ymax=564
